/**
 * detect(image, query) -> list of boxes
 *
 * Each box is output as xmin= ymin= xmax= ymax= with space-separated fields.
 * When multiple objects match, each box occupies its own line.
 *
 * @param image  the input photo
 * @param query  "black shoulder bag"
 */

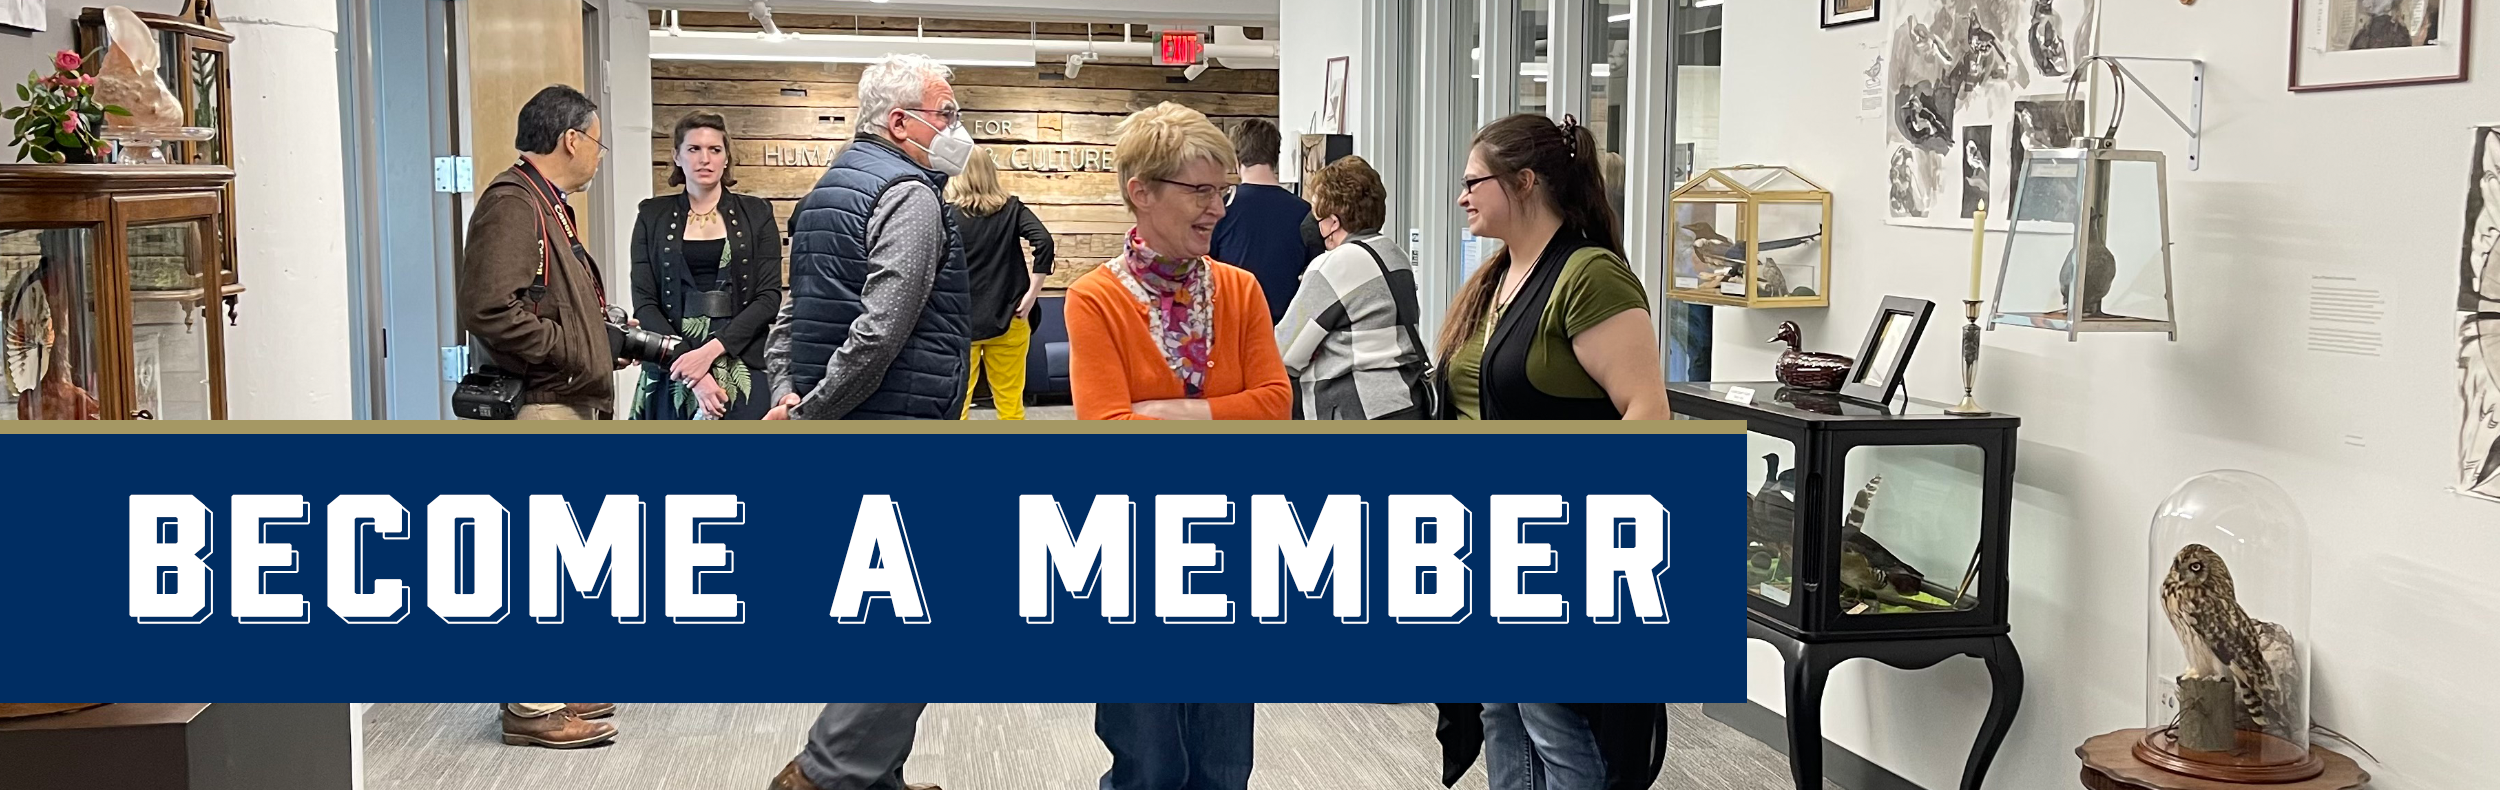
xmin=1347 ymin=239 xmax=1444 ymax=420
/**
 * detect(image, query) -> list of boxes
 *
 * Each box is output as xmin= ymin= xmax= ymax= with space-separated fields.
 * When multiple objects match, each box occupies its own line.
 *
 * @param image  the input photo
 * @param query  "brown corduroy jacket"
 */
xmin=457 ymin=163 xmax=614 ymax=411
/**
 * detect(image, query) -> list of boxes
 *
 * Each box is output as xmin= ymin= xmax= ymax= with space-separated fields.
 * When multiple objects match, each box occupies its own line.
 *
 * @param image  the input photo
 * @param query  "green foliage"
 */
xmin=4 ymin=51 xmax=116 ymax=163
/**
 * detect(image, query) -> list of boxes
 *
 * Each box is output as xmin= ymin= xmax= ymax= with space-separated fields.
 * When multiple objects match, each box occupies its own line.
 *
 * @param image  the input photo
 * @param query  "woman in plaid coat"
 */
xmin=1275 ymin=156 xmax=1435 ymax=419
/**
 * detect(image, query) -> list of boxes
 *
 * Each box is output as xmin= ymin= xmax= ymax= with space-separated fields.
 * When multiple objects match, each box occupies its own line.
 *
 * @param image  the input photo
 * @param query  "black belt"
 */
xmin=690 ymin=289 xmax=737 ymax=320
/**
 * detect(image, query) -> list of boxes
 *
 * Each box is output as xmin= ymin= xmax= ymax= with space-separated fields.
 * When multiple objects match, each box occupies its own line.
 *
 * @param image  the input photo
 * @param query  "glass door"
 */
xmin=123 ymin=219 xmax=220 ymax=419
xmin=1 ymin=227 xmax=106 ymax=420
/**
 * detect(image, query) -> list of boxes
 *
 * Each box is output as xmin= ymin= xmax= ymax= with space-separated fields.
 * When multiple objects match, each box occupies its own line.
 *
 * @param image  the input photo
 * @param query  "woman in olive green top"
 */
xmin=1442 ymin=113 xmax=1669 ymax=420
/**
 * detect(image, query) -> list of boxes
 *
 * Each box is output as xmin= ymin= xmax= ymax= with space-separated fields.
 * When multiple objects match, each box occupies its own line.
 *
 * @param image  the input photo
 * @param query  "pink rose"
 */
xmin=53 ymin=50 xmax=81 ymax=73
xmin=79 ymin=74 xmax=96 ymax=88
xmin=61 ymin=113 xmax=79 ymax=134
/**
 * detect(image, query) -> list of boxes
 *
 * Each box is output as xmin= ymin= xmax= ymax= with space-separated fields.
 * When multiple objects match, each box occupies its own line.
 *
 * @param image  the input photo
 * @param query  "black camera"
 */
xmin=606 ymin=305 xmax=684 ymax=365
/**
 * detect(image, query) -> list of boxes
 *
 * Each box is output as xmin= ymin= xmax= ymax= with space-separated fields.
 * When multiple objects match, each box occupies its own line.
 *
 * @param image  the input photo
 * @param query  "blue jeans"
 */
xmin=1093 ymin=703 xmax=1254 ymax=790
xmin=1481 ymin=703 xmax=1605 ymax=790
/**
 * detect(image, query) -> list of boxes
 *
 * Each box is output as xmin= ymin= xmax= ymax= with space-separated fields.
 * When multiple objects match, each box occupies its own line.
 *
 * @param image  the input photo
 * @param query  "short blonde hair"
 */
xmin=1113 ymin=102 xmax=1238 ymax=211
xmin=945 ymin=146 xmax=1009 ymax=216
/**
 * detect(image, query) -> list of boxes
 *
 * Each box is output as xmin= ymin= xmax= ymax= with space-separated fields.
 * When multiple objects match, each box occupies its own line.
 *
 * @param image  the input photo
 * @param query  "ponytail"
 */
xmin=1435 ymin=113 xmax=1625 ymax=365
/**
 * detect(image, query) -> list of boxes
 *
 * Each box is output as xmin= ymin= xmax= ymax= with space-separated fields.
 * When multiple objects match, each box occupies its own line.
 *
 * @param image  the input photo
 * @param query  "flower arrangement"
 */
xmin=4 ymin=50 xmax=131 ymax=164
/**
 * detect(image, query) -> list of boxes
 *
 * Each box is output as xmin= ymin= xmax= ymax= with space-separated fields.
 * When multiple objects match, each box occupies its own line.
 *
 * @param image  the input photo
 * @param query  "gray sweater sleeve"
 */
xmin=794 ymin=181 xmax=945 ymax=420
xmin=766 ymin=295 xmax=798 ymax=405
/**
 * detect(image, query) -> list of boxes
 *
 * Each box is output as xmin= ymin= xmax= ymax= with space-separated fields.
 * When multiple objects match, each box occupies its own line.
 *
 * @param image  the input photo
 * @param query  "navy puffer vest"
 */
xmin=786 ymin=136 xmax=972 ymax=419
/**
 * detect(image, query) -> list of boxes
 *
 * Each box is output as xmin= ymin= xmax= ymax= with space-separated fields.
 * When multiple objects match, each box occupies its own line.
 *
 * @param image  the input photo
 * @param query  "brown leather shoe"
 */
xmin=566 ymin=702 xmax=616 ymax=720
xmin=501 ymin=707 xmax=617 ymax=749
xmin=767 ymin=760 xmax=821 ymax=790
xmin=765 ymin=761 xmax=936 ymax=790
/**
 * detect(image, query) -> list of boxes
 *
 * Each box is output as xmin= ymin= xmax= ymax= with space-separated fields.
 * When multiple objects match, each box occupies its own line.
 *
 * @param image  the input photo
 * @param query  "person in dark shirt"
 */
xmin=944 ymin=147 xmax=1055 ymax=419
xmin=1211 ymin=119 xmax=1326 ymax=322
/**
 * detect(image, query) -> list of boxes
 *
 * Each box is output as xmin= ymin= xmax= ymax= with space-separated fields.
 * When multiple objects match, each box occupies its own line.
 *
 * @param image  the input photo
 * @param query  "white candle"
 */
xmin=1968 ymin=201 xmax=1989 ymax=302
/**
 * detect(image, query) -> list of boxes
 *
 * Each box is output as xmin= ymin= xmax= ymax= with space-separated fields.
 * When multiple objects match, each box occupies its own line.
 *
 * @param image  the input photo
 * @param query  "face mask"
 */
xmin=906 ymin=112 xmax=976 ymax=176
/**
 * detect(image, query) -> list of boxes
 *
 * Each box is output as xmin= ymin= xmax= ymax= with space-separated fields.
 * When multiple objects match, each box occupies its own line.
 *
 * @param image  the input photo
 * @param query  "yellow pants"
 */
xmin=964 ymin=317 xmax=1031 ymax=420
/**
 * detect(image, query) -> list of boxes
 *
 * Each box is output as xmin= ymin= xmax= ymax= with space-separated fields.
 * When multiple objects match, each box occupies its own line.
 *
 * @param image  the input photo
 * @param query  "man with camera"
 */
xmin=762 ymin=53 xmax=973 ymax=421
xmin=457 ymin=84 xmax=635 ymax=420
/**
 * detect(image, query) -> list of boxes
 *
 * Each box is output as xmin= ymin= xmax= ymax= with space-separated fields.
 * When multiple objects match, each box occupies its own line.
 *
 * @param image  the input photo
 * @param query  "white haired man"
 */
xmin=763 ymin=52 xmax=975 ymax=422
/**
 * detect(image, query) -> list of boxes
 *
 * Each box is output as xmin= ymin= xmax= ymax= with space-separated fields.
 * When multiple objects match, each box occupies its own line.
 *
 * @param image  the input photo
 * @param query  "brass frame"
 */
xmin=1665 ymin=165 xmax=1834 ymax=309
xmin=0 ymin=165 xmax=235 ymax=419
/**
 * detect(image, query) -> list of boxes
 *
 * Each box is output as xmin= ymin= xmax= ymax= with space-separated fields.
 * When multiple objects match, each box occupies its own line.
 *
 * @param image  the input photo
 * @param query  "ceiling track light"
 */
xmin=748 ymin=1 xmax=783 ymax=40
xmin=1183 ymin=62 xmax=1208 ymax=81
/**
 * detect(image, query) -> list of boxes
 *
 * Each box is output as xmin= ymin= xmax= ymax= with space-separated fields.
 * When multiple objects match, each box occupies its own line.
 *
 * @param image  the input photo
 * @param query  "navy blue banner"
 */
xmin=0 ymin=431 xmax=1742 ymax=701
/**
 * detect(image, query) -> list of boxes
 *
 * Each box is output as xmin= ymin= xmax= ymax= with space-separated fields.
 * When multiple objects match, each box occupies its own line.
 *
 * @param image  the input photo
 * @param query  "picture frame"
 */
xmin=1320 ymin=56 xmax=1350 ymax=135
xmin=1822 ymin=0 xmax=1879 ymax=29
xmin=0 ymin=0 xmax=45 ymax=33
xmin=2290 ymin=0 xmax=2470 ymax=92
xmin=1840 ymin=295 xmax=1933 ymax=406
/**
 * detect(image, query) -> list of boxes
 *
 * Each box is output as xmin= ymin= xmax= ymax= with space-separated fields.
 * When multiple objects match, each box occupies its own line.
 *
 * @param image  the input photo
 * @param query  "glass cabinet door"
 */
xmin=125 ymin=220 xmax=218 ymax=420
xmin=1 ymin=228 xmax=104 ymax=420
xmin=1835 ymin=443 xmax=1986 ymax=617
xmin=189 ymin=47 xmax=226 ymax=166
xmin=1745 ymin=431 xmax=1802 ymax=612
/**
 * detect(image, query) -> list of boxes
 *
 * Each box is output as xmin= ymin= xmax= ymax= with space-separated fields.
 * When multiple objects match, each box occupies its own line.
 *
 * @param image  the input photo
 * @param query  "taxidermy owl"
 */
xmin=2161 ymin=544 xmax=2300 ymax=740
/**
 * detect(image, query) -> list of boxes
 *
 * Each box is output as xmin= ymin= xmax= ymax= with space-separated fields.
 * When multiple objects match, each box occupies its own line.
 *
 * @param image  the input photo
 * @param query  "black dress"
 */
xmin=629 ymin=191 xmax=784 ymax=420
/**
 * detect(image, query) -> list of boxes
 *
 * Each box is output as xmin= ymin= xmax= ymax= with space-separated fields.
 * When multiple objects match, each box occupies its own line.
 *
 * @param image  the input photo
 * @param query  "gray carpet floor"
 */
xmin=362 ymin=703 xmax=1839 ymax=790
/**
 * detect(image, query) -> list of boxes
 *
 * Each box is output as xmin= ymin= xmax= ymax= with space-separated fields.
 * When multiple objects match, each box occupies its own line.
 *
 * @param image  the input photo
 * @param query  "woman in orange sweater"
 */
xmin=1067 ymin=102 xmax=1291 ymax=421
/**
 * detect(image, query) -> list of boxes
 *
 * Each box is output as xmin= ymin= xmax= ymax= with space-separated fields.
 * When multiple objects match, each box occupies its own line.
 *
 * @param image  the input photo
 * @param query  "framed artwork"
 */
xmin=1320 ymin=56 xmax=1350 ymax=135
xmin=1823 ymin=0 xmax=1879 ymax=28
xmin=2291 ymin=0 xmax=2470 ymax=91
xmin=1840 ymin=295 xmax=1933 ymax=406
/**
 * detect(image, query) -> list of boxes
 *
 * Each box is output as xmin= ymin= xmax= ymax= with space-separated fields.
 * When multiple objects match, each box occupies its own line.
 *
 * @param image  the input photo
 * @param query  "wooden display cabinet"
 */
xmin=0 ymin=165 xmax=235 ymax=420
xmin=74 ymin=0 xmax=242 ymax=315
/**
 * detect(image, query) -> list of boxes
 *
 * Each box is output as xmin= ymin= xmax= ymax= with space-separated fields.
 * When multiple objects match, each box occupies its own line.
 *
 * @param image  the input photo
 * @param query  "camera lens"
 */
xmin=606 ymin=309 xmax=683 ymax=365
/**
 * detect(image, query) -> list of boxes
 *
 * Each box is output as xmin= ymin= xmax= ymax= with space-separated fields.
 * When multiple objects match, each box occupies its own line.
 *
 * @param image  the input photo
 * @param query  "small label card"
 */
xmin=1725 ymin=386 xmax=1757 ymax=405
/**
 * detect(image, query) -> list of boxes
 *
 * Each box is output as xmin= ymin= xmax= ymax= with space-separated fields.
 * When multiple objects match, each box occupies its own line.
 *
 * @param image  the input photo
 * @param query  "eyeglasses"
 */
xmin=1154 ymin=178 xmax=1236 ymax=205
xmin=904 ymin=106 xmax=962 ymax=128
xmin=1459 ymin=174 xmax=1500 ymax=197
xmin=573 ymin=127 xmax=610 ymax=153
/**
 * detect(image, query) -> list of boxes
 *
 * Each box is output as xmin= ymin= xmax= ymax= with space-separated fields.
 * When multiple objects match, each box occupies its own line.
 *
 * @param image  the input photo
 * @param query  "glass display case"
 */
xmin=75 ymin=1 xmax=242 ymax=320
xmin=1988 ymin=140 xmax=2177 ymax=340
xmin=2136 ymin=471 xmax=2321 ymax=783
xmin=1667 ymin=165 xmax=1831 ymax=309
xmin=1670 ymin=380 xmax=2016 ymax=639
xmin=0 ymin=165 xmax=234 ymax=419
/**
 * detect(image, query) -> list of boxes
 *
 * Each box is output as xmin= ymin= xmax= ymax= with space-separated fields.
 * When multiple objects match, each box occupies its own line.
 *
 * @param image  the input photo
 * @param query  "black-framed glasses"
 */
xmin=1154 ymin=178 xmax=1235 ymax=204
xmin=1460 ymin=174 xmax=1500 ymax=197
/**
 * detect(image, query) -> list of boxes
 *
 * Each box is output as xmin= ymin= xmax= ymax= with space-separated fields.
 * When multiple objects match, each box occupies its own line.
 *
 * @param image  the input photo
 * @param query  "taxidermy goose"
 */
xmin=1771 ymin=321 xmax=1853 ymax=391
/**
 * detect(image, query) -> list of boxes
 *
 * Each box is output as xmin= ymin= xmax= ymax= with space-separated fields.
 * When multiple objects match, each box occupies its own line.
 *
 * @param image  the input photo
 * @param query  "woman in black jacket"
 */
xmin=942 ymin=143 xmax=1054 ymax=419
xmin=630 ymin=111 xmax=784 ymax=420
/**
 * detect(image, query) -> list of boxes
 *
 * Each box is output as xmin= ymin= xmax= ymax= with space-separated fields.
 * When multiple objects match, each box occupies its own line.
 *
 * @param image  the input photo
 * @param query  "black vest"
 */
xmin=784 ymin=136 xmax=972 ymax=419
xmin=1478 ymin=238 xmax=1625 ymax=420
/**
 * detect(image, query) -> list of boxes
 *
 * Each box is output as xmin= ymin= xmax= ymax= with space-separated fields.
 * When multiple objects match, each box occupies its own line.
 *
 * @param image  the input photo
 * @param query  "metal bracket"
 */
xmin=2090 ymin=56 xmax=2206 ymax=171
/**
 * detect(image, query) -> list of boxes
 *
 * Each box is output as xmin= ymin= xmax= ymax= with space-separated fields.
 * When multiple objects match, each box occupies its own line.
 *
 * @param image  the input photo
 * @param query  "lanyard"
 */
xmin=513 ymin=159 xmax=604 ymax=307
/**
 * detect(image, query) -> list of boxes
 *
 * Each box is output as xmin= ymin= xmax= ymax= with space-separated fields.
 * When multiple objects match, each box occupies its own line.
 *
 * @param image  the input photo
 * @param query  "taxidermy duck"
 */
xmin=1771 ymin=321 xmax=1853 ymax=391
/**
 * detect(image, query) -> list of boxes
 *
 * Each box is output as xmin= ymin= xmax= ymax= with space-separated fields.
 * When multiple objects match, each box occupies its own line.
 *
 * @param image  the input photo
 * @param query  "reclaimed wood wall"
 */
xmin=648 ymin=13 xmax=1279 ymax=289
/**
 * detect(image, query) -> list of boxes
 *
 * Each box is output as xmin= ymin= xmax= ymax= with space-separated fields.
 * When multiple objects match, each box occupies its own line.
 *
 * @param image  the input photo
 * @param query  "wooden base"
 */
xmin=2134 ymin=726 xmax=2322 ymax=783
xmin=2079 ymin=729 xmax=2366 ymax=790
xmin=0 ymin=703 xmax=109 ymax=719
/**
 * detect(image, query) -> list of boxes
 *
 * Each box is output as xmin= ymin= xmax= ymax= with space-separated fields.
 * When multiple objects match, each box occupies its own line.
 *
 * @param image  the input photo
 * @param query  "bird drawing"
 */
xmin=1772 ymin=321 xmax=1853 ymax=391
xmin=2027 ymin=0 xmax=2072 ymax=77
xmin=2161 ymin=544 xmax=2300 ymax=741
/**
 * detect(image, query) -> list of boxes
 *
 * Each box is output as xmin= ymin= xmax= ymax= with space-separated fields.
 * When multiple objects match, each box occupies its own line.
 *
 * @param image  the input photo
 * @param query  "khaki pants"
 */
xmin=962 ymin=317 xmax=1031 ymax=420
xmin=507 ymin=703 xmax=564 ymax=716
xmin=517 ymin=403 xmax=599 ymax=420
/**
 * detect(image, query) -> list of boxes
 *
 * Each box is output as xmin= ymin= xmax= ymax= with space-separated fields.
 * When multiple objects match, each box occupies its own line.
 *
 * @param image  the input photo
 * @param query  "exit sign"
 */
xmin=1157 ymin=30 xmax=1204 ymax=66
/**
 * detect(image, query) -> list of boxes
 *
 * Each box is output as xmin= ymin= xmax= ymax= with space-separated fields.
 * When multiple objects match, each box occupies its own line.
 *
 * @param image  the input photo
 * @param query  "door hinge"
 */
xmin=432 ymin=156 xmax=474 ymax=193
xmin=441 ymin=346 xmax=469 ymax=383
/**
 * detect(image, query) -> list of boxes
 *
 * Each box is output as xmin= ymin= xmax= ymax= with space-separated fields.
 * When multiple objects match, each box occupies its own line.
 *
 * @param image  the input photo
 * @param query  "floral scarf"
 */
xmin=1106 ymin=228 xmax=1213 ymax=396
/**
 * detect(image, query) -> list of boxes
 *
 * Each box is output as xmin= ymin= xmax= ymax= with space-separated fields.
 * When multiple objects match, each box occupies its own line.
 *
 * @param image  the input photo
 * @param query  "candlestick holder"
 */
xmin=1948 ymin=299 xmax=1991 ymax=416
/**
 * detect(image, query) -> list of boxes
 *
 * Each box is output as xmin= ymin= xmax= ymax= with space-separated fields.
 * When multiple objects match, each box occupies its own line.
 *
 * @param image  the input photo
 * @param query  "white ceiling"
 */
xmin=650 ymin=0 xmax=1281 ymax=26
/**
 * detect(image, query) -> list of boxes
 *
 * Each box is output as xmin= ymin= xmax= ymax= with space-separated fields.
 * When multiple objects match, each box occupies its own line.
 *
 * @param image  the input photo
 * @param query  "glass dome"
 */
xmin=2137 ymin=471 xmax=2320 ymax=782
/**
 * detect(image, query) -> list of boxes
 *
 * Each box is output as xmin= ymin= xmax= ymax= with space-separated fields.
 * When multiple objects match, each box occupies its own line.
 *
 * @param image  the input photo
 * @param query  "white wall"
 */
xmin=1722 ymin=3 xmax=2499 ymax=789
xmin=221 ymin=0 xmax=353 ymax=418
xmin=1277 ymin=0 xmax=1364 ymax=182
